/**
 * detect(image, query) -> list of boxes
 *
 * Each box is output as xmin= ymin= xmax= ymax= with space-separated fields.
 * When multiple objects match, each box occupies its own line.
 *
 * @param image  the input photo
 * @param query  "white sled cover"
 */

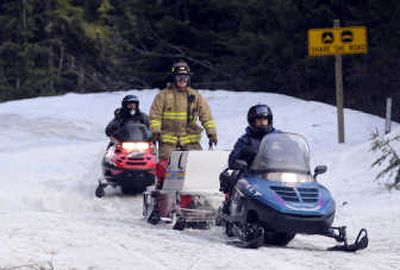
xmin=162 ymin=150 xmax=229 ymax=193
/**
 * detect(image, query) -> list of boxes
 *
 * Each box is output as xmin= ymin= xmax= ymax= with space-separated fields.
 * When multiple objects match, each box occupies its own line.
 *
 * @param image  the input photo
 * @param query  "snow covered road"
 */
xmin=0 ymin=90 xmax=399 ymax=269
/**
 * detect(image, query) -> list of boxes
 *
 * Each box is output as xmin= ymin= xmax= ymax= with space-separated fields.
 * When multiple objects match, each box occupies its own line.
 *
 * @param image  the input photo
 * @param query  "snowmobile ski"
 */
xmin=227 ymin=224 xmax=265 ymax=248
xmin=327 ymin=228 xmax=368 ymax=252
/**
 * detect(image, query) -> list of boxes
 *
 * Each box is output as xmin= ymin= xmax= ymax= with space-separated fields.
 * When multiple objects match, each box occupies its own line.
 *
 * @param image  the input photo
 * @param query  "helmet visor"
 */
xmin=175 ymin=74 xmax=190 ymax=81
xmin=255 ymin=106 xmax=270 ymax=118
xmin=126 ymin=101 xmax=137 ymax=108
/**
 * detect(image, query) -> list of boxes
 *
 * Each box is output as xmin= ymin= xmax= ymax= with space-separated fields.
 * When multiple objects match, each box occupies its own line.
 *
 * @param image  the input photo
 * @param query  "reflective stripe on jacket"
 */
xmin=149 ymin=86 xmax=217 ymax=145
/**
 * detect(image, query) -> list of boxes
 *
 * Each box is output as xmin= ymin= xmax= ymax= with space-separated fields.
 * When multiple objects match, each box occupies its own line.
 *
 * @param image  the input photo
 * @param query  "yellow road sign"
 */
xmin=308 ymin=26 xmax=367 ymax=56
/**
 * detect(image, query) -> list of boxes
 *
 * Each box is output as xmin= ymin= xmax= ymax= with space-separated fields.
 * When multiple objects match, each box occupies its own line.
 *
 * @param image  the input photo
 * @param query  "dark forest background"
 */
xmin=0 ymin=0 xmax=399 ymax=120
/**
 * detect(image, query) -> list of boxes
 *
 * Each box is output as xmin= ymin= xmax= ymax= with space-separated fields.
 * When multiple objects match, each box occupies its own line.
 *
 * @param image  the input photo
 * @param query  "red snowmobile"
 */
xmin=95 ymin=121 xmax=157 ymax=197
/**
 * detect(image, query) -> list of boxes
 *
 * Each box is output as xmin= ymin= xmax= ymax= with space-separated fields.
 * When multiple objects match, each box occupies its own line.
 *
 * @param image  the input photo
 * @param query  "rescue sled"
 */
xmin=143 ymin=150 xmax=229 ymax=230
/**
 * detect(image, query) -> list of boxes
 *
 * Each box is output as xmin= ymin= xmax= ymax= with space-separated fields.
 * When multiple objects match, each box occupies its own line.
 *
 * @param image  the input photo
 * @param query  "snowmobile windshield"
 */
xmin=250 ymin=132 xmax=311 ymax=177
xmin=113 ymin=121 xmax=152 ymax=142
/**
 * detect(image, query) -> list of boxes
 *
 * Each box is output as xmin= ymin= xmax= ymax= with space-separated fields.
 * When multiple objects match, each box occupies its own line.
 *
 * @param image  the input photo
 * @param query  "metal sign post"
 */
xmin=385 ymin=97 xmax=392 ymax=134
xmin=334 ymin=19 xmax=345 ymax=143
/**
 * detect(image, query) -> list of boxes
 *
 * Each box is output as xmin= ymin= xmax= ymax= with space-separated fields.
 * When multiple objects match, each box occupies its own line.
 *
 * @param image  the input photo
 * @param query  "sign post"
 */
xmin=308 ymin=21 xmax=368 ymax=143
xmin=385 ymin=97 xmax=392 ymax=134
xmin=334 ymin=19 xmax=345 ymax=143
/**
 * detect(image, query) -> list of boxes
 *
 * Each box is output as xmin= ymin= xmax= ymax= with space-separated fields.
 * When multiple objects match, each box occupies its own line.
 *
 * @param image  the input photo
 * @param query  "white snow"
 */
xmin=0 ymin=89 xmax=399 ymax=269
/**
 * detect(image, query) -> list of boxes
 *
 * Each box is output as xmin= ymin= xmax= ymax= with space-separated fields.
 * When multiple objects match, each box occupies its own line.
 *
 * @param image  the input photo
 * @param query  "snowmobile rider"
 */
xmin=149 ymin=60 xmax=218 ymax=161
xmin=220 ymin=104 xmax=278 ymax=213
xmin=228 ymin=104 xmax=277 ymax=169
xmin=105 ymin=94 xmax=149 ymax=138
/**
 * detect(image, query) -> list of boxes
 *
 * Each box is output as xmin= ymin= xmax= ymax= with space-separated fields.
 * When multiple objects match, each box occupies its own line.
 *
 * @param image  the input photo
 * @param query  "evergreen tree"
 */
xmin=0 ymin=0 xmax=398 ymax=121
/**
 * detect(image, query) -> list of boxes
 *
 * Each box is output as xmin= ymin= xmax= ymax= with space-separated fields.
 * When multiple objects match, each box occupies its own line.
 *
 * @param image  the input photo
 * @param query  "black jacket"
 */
xmin=105 ymin=108 xmax=149 ymax=137
xmin=228 ymin=126 xmax=278 ymax=168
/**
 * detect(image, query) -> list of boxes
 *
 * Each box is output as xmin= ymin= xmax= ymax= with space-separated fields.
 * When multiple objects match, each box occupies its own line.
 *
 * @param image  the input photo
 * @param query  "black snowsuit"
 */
xmin=228 ymin=126 xmax=278 ymax=169
xmin=105 ymin=108 xmax=149 ymax=137
xmin=221 ymin=126 xmax=279 ymax=211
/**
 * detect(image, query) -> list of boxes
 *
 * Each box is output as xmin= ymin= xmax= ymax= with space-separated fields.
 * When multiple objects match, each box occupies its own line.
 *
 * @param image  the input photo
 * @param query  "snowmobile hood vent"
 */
xmin=270 ymin=186 xmax=299 ymax=202
xmin=270 ymin=186 xmax=319 ymax=203
xmin=297 ymin=187 xmax=319 ymax=203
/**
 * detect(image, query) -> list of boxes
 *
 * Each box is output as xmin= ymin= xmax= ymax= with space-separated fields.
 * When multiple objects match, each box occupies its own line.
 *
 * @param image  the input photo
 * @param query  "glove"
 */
xmin=152 ymin=131 xmax=161 ymax=142
xmin=219 ymin=170 xmax=232 ymax=193
xmin=207 ymin=133 xmax=218 ymax=147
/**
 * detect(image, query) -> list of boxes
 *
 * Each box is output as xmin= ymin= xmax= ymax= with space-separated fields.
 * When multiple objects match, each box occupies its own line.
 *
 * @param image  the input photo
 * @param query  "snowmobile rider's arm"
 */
xmin=141 ymin=113 xmax=150 ymax=128
xmin=137 ymin=124 xmax=152 ymax=141
xmin=219 ymin=168 xmax=243 ymax=193
xmin=105 ymin=117 xmax=121 ymax=137
xmin=219 ymin=168 xmax=232 ymax=192
xmin=105 ymin=108 xmax=127 ymax=137
xmin=230 ymin=159 xmax=249 ymax=171
xmin=228 ymin=136 xmax=256 ymax=169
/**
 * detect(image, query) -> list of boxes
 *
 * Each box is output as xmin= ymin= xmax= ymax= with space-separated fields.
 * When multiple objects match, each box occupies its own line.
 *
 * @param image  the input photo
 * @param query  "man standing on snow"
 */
xmin=149 ymin=60 xmax=218 ymax=161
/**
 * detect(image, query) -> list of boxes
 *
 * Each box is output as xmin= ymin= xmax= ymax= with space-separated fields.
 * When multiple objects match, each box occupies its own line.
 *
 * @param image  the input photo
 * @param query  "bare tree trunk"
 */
xmin=19 ymin=0 xmax=27 ymax=92
xmin=57 ymin=44 xmax=64 ymax=80
xmin=46 ymin=0 xmax=54 ymax=93
xmin=21 ymin=0 xmax=27 ymax=31
xmin=16 ymin=78 xmax=20 ymax=91
xmin=48 ymin=44 xmax=54 ymax=92
xmin=78 ymin=66 xmax=85 ymax=92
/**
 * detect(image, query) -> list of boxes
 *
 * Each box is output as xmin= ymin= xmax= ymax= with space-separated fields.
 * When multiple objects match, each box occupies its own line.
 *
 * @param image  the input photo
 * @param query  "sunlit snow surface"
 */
xmin=0 ymin=90 xmax=399 ymax=269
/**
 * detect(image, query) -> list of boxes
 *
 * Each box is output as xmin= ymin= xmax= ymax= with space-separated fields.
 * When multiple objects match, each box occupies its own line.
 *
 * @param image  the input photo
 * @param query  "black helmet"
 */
xmin=247 ymin=104 xmax=273 ymax=129
xmin=171 ymin=60 xmax=191 ymax=76
xmin=121 ymin=94 xmax=139 ymax=109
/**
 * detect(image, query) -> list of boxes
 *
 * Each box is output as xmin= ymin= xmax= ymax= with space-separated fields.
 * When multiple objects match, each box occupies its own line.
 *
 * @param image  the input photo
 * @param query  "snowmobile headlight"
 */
xmin=281 ymin=173 xmax=299 ymax=183
xmin=279 ymin=172 xmax=312 ymax=183
xmin=122 ymin=142 xmax=149 ymax=152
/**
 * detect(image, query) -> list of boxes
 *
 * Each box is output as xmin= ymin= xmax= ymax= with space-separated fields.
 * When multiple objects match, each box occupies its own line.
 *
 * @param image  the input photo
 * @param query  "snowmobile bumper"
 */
xmin=103 ymin=167 xmax=155 ymax=191
xmin=244 ymin=198 xmax=335 ymax=234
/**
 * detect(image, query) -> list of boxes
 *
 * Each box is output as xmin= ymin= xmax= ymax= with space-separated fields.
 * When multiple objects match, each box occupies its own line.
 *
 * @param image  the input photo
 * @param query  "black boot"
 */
xmin=148 ymin=210 xmax=161 ymax=225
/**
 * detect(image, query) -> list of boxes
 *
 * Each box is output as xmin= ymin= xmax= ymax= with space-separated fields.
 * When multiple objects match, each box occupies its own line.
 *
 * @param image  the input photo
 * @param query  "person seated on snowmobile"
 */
xmin=105 ymin=95 xmax=150 ymax=141
xmin=220 ymin=104 xmax=278 ymax=210
xmin=228 ymin=104 xmax=278 ymax=169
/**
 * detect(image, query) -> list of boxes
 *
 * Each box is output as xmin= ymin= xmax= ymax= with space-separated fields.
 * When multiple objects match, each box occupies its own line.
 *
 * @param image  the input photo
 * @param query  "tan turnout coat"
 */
xmin=149 ymin=86 xmax=217 ymax=146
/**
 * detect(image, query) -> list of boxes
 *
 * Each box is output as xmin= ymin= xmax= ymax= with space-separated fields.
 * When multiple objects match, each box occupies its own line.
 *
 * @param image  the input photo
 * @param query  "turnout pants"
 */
xmin=159 ymin=142 xmax=202 ymax=160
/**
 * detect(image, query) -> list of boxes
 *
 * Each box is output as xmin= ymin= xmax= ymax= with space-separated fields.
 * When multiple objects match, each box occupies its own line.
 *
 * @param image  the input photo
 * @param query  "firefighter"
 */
xmin=149 ymin=60 xmax=218 ymax=161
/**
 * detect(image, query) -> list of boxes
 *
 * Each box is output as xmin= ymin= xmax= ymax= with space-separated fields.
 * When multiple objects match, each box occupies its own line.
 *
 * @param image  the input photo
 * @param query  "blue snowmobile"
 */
xmin=218 ymin=132 xmax=368 ymax=251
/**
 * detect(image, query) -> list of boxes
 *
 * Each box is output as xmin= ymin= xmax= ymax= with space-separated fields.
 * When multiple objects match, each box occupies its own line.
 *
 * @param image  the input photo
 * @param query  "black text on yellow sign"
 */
xmin=308 ymin=26 xmax=367 ymax=56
